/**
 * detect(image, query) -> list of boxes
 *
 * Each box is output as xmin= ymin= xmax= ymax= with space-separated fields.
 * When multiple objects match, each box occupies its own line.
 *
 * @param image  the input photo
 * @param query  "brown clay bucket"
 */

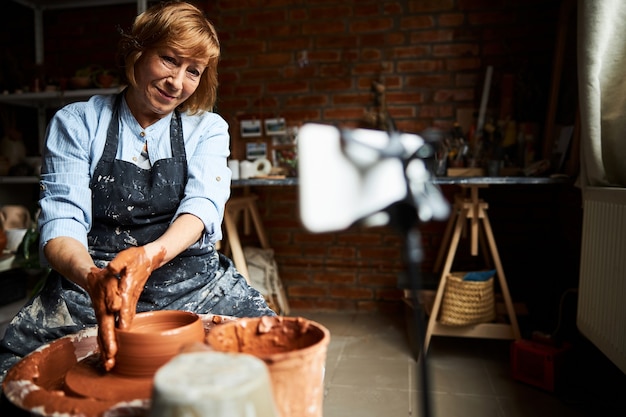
xmin=207 ymin=316 xmax=330 ymax=417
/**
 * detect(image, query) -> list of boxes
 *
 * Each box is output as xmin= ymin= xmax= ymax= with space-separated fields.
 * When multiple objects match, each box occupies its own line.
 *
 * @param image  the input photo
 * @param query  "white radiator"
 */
xmin=577 ymin=186 xmax=626 ymax=374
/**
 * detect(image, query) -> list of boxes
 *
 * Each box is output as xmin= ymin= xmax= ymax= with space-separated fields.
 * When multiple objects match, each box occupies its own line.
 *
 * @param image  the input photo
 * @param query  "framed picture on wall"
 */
xmin=264 ymin=118 xmax=287 ymax=136
xmin=240 ymin=119 xmax=262 ymax=138
xmin=246 ymin=142 xmax=267 ymax=160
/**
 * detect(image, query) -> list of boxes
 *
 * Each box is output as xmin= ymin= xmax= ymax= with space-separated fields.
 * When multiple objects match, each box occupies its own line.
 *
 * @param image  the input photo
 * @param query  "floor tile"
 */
xmin=329 ymin=355 xmax=411 ymax=390
xmin=428 ymin=392 xmax=503 ymax=417
xmin=297 ymin=310 xmax=626 ymax=417
xmin=341 ymin=329 xmax=413 ymax=359
xmin=324 ymin=385 xmax=412 ymax=417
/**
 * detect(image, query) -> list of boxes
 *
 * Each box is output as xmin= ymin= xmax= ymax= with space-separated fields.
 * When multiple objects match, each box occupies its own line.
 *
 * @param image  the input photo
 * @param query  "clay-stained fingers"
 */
xmin=97 ymin=312 xmax=118 ymax=371
xmin=86 ymin=267 xmax=122 ymax=311
xmin=86 ymin=267 xmax=122 ymax=371
xmin=108 ymin=247 xmax=151 ymax=329
xmin=108 ymin=246 xmax=165 ymax=329
xmin=117 ymin=285 xmax=142 ymax=330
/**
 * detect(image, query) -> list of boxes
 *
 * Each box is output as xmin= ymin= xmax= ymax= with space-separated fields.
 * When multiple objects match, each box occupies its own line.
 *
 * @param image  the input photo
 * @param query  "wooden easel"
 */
xmin=220 ymin=194 xmax=270 ymax=283
xmin=425 ymin=184 xmax=521 ymax=350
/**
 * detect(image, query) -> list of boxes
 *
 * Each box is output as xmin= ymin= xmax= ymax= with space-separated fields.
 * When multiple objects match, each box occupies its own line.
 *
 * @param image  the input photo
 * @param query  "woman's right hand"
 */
xmin=86 ymin=266 xmax=122 ymax=371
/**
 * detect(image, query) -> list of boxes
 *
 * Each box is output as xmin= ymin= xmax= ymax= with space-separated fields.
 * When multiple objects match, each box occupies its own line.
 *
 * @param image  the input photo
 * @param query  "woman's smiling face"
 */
xmin=126 ymin=47 xmax=207 ymax=127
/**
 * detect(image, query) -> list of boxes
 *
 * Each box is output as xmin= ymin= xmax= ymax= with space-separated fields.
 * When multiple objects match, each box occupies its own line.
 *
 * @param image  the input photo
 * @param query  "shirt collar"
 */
xmin=119 ymin=95 xmax=174 ymax=135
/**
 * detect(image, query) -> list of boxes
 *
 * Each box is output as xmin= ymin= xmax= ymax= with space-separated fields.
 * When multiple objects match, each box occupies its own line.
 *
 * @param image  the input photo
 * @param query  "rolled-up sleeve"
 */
xmin=177 ymin=113 xmax=232 ymax=244
xmin=38 ymin=105 xmax=100 ymax=251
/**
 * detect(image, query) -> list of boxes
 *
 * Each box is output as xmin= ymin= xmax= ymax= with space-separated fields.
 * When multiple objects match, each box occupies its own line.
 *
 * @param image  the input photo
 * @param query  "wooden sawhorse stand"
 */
xmin=219 ymin=194 xmax=270 ymax=284
xmin=424 ymin=184 xmax=521 ymax=351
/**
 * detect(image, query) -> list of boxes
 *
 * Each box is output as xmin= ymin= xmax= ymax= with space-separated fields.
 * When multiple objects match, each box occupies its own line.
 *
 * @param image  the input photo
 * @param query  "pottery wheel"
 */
xmin=2 ymin=313 xmax=237 ymax=417
xmin=64 ymin=354 xmax=153 ymax=402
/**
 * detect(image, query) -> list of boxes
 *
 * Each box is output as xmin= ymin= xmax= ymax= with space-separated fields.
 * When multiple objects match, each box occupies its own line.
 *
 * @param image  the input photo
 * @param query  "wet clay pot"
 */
xmin=114 ymin=310 xmax=205 ymax=378
xmin=2 ymin=314 xmax=236 ymax=417
xmin=207 ymin=316 xmax=330 ymax=417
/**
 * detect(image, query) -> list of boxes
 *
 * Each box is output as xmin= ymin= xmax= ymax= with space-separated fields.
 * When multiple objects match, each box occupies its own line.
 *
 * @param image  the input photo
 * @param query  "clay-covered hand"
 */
xmin=86 ymin=266 xmax=122 ymax=371
xmin=107 ymin=246 xmax=166 ymax=330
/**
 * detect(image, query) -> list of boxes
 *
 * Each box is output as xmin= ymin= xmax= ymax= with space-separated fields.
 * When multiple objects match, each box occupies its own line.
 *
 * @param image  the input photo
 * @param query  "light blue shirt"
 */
xmin=38 ymin=93 xmax=232 ymax=255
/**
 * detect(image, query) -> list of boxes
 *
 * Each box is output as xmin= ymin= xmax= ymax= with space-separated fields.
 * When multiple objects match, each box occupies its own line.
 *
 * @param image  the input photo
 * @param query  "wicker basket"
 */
xmin=439 ymin=272 xmax=495 ymax=326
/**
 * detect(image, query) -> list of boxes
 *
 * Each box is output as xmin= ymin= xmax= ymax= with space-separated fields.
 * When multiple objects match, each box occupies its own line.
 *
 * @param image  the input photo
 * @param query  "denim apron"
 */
xmin=0 ymin=94 xmax=274 ymax=380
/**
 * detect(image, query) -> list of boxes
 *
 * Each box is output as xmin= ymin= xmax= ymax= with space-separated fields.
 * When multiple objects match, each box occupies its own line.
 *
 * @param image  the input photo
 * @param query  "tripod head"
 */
xmin=297 ymin=123 xmax=449 ymax=233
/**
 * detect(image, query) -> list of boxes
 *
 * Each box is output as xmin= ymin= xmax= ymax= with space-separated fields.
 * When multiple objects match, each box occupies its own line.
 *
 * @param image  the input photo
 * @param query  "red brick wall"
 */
xmin=209 ymin=0 xmax=562 ymax=158
xmin=235 ymin=183 xmax=581 ymax=317
xmin=3 ymin=0 xmax=561 ymax=149
xmin=3 ymin=1 xmax=561 ymax=132
xmin=233 ymin=185 xmax=408 ymax=312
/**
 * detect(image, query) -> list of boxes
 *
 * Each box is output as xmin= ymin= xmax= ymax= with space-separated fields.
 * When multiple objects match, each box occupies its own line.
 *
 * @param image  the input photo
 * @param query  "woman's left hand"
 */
xmin=107 ymin=246 xmax=166 ymax=330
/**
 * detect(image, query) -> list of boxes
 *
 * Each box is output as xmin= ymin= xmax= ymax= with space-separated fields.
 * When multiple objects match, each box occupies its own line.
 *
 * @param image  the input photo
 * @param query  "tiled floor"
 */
xmin=295 ymin=309 xmax=626 ymax=417
xmin=1 ymin=300 xmax=625 ymax=416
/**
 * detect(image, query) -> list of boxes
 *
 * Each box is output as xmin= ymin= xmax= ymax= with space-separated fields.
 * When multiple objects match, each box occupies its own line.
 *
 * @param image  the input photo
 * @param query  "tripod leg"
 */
xmin=405 ymin=228 xmax=433 ymax=417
